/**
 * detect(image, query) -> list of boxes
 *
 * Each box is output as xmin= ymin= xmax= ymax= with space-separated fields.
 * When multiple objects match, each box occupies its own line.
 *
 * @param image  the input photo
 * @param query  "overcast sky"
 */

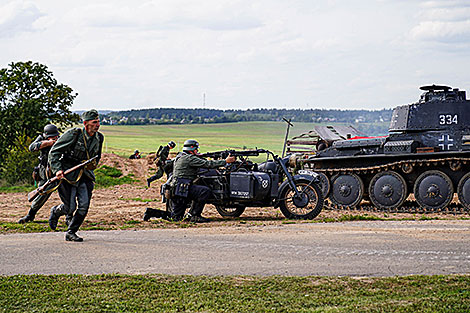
xmin=1 ymin=0 xmax=470 ymax=111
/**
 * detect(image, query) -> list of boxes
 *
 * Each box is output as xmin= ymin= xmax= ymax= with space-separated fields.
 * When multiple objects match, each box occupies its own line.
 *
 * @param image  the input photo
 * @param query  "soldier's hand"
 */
xmin=225 ymin=155 xmax=236 ymax=163
xmin=56 ymin=170 xmax=64 ymax=180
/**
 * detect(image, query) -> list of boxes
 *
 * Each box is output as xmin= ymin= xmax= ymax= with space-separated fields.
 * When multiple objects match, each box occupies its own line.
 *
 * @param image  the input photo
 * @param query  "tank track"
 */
xmin=324 ymin=200 xmax=469 ymax=215
xmin=303 ymin=156 xmax=470 ymax=214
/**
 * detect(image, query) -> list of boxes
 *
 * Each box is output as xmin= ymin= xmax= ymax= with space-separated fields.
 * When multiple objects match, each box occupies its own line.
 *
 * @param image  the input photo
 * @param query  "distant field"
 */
xmin=100 ymin=121 xmax=322 ymax=156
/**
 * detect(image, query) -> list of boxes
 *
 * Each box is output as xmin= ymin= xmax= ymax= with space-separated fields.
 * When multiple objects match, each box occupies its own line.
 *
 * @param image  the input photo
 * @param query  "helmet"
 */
xmin=43 ymin=124 xmax=59 ymax=138
xmin=134 ymin=150 xmax=139 ymax=154
xmin=168 ymin=141 xmax=176 ymax=148
xmin=183 ymin=139 xmax=199 ymax=152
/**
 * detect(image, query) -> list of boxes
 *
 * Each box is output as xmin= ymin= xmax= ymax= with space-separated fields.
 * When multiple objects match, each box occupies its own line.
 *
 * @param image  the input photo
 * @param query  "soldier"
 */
xmin=18 ymin=124 xmax=60 ymax=224
xmin=129 ymin=150 xmax=141 ymax=159
xmin=147 ymin=141 xmax=176 ymax=187
xmin=48 ymin=109 xmax=104 ymax=242
xmin=144 ymin=139 xmax=235 ymax=222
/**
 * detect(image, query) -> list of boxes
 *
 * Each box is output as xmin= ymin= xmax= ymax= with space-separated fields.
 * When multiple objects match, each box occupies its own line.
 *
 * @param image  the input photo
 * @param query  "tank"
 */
xmin=298 ymin=85 xmax=470 ymax=211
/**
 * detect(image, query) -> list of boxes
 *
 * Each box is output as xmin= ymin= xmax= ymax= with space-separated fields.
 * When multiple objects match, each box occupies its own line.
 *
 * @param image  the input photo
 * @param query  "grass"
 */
xmin=94 ymin=165 xmax=136 ymax=188
xmin=99 ymin=121 xmax=324 ymax=156
xmin=0 ymin=274 xmax=468 ymax=312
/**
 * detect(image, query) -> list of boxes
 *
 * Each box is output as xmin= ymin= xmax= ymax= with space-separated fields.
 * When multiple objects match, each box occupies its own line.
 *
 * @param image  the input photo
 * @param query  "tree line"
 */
xmin=102 ymin=107 xmax=392 ymax=126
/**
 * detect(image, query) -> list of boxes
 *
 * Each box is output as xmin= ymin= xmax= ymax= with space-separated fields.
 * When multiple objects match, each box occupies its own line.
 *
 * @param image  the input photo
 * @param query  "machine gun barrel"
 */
xmin=200 ymin=149 xmax=269 ymax=159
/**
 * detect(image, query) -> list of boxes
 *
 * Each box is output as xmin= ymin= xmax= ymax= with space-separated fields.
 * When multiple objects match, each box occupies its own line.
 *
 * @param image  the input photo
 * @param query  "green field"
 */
xmin=99 ymin=122 xmax=319 ymax=156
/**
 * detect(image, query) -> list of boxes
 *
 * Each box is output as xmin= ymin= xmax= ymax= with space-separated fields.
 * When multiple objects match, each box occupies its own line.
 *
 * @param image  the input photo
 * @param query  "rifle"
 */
xmin=27 ymin=155 xmax=99 ymax=202
xmin=200 ymin=149 xmax=268 ymax=160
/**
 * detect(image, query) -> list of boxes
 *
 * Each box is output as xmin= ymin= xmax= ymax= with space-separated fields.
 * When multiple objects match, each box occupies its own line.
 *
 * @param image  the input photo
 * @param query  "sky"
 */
xmin=1 ymin=0 xmax=470 ymax=111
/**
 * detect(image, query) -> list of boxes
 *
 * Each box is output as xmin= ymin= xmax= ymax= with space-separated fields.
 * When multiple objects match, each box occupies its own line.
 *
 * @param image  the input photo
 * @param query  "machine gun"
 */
xmin=200 ymin=149 xmax=268 ymax=160
xmin=27 ymin=156 xmax=99 ymax=202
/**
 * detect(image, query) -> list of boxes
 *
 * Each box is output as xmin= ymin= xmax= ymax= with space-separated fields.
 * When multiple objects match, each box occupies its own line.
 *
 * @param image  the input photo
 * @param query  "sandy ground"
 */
xmin=1 ymin=153 xmax=469 ymax=231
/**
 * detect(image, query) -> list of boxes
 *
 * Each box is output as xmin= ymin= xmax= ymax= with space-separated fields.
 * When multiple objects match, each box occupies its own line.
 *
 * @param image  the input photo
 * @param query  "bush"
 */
xmin=0 ymin=134 xmax=36 ymax=185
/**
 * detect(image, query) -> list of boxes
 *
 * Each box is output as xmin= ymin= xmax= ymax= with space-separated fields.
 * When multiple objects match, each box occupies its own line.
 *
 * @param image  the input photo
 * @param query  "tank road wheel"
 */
xmin=413 ymin=170 xmax=453 ymax=211
xmin=279 ymin=179 xmax=323 ymax=220
xmin=457 ymin=173 xmax=470 ymax=210
xmin=369 ymin=171 xmax=408 ymax=210
xmin=215 ymin=205 xmax=246 ymax=218
xmin=330 ymin=173 xmax=364 ymax=208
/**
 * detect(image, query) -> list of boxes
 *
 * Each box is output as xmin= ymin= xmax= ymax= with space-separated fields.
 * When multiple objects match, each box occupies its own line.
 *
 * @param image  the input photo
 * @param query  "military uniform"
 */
xmin=18 ymin=135 xmax=54 ymax=223
xmin=147 ymin=145 xmax=171 ymax=185
xmin=169 ymin=152 xmax=226 ymax=220
xmin=48 ymin=120 xmax=103 ymax=237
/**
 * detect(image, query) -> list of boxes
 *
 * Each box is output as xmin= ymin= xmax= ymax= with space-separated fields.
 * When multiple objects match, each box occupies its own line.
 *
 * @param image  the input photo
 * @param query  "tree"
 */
xmin=0 ymin=61 xmax=80 ymax=165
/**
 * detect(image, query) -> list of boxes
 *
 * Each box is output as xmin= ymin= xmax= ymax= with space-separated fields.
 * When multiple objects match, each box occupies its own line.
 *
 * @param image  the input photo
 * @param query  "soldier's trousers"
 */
xmin=171 ymin=184 xmax=211 ymax=220
xmin=148 ymin=166 xmax=165 ymax=183
xmin=56 ymin=177 xmax=94 ymax=233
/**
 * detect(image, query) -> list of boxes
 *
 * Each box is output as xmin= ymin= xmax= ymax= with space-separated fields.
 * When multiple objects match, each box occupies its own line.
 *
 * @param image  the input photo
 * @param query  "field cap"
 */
xmin=82 ymin=109 xmax=99 ymax=121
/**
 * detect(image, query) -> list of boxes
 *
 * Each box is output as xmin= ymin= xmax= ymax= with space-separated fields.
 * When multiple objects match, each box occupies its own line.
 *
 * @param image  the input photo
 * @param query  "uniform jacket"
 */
xmin=172 ymin=152 xmax=226 ymax=180
xmin=49 ymin=127 xmax=103 ymax=183
xmin=29 ymin=134 xmax=53 ymax=181
xmin=156 ymin=145 xmax=170 ymax=166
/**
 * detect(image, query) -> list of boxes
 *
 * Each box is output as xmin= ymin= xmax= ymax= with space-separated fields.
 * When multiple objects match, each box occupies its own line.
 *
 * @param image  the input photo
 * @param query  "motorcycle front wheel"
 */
xmin=279 ymin=179 xmax=323 ymax=219
xmin=215 ymin=205 xmax=246 ymax=218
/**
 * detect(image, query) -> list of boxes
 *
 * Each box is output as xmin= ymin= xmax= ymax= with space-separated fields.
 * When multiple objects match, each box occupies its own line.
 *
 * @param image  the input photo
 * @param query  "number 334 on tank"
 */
xmin=439 ymin=114 xmax=458 ymax=125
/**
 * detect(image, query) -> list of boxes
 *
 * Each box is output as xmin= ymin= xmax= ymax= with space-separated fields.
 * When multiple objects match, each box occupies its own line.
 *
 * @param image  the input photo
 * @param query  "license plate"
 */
xmin=298 ymin=169 xmax=318 ymax=177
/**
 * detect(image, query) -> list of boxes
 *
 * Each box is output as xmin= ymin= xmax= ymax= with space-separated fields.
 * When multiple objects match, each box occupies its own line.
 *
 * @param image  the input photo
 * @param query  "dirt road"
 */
xmin=1 ymin=220 xmax=469 ymax=277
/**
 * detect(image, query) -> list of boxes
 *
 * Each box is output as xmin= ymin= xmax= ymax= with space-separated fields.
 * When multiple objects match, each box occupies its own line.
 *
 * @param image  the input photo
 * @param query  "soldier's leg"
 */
xmin=187 ymin=185 xmax=211 ymax=217
xmin=66 ymin=178 xmax=93 ymax=241
xmin=169 ymin=196 xmax=187 ymax=221
xmin=18 ymin=192 xmax=51 ymax=223
xmin=147 ymin=167 xmax=164 ymax=187
xmin=49 ymin=182 xmax=73 ymax=230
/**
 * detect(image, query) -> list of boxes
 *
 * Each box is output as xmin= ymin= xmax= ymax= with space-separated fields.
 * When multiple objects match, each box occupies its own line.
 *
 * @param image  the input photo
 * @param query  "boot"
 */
xmin=48 ymin=205 xmax=65 ymax=230
xmin=18 ymin=210 xmax=36 ymax=224
xmin=143 ymin=208 xmax=166 ymax=221
xmin=65 ymin=231 xmax=83 ymax=242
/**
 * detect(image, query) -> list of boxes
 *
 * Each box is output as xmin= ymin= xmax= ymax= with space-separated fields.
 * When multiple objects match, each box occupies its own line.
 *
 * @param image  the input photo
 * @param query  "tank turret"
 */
xmin=299 ymin=85 xmax=470 ymax=213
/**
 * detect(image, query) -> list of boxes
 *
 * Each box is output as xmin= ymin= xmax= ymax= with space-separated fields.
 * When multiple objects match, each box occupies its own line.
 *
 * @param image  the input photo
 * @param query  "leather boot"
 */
xmin=65 ymin=231 xmax=83 ymax=242
xmin=143 ymin=208 xmax=167 ymax=221
xmin=18 ymin=210 xmax=36 ymax=224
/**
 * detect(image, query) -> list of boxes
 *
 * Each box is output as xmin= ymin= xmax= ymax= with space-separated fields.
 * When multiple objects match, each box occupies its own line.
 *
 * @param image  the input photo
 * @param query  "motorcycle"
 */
xmin=162 ymin=149 xmax=324 ymax=220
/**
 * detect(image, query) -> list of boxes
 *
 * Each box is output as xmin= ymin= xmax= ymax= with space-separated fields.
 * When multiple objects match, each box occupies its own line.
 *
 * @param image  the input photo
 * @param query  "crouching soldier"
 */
xmin=144 ymin=139 xmax=235 ymax=222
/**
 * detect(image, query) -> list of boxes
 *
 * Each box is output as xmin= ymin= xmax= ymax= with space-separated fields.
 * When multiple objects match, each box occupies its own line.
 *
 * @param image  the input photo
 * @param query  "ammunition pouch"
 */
xmin=174 ymin=178 xmax=191 ymax=198
xmin=84 ymin=159 xmax=97 ymax=170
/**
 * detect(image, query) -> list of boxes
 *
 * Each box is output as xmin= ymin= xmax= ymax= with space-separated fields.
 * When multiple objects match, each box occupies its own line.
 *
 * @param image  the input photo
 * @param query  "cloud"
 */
xmin=67 ymin=1 xmax=263 ymax=31
xmin=0 ymin=0 xmax=44 ymax=38
xmin=410 ymin=2 xmax=470 ymax=44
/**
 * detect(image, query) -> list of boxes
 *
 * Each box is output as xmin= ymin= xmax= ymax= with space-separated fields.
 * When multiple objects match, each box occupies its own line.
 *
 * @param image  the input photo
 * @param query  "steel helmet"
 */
xmin=43 ymin=124 xmax=59 ymax=138
xmin=168 ymin=141 xmax=176 ymax=148
xmin=183 ymin=139 xmax=199 ymax=152
xmin=134 ymin=150 xmax=139 ymax=154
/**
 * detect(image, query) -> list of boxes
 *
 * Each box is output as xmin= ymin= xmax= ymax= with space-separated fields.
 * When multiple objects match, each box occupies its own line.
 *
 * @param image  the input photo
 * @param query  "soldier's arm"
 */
xmin=28 ymin=135 xmax=43 ymax=152
xmin=48 ymin=129 xmax=77 ymax=174
xmin=188 ymin=155 xmax=226 ymax=169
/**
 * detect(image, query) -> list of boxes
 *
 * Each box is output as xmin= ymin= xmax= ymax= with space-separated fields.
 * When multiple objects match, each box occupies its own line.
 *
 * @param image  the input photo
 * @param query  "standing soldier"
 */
xmin=48 ymin=109 xmax=104 ymax=242
xmin=147 ymin=141 xmax=176 ymax=187
xmin=18 ymin=124 xmax=60 ymax=224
